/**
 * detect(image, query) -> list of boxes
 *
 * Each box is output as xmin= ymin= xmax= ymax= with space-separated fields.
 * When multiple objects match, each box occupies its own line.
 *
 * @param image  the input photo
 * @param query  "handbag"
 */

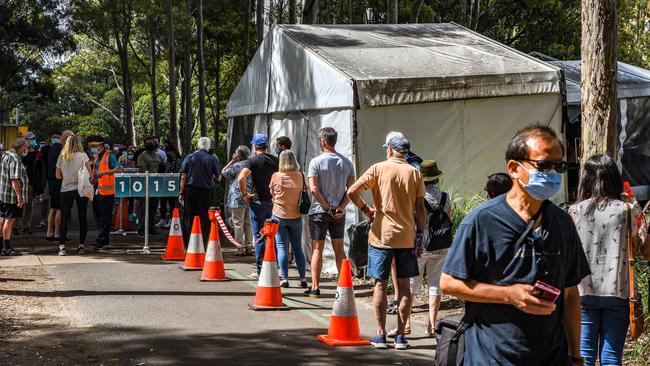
xmin=435 ymin=202 xmax=546 ymax=366
xmin=299 ymin=172 xmax=311 ymax=215
xmin=627 ymin=204 xmax=645 ymax=340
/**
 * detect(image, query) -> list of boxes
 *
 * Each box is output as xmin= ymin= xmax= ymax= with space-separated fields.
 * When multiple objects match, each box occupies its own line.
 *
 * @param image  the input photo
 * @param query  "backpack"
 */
xmin=424 ymin=192 xmax=453 ymax=252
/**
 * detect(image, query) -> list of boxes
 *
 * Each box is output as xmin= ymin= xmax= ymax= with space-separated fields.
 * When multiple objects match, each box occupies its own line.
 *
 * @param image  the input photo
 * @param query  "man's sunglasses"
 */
xmin=519 ymin=159 xmax=568 ymax=173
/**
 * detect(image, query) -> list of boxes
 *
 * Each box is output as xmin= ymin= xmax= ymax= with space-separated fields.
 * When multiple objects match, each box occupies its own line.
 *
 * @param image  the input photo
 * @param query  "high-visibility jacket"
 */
xmin=94 ymin=151 xmax=115 ymax=196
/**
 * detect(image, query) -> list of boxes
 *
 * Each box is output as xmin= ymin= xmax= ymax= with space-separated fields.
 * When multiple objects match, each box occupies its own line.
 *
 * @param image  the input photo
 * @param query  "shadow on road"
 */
xmin=4 ymin=320 xmax=434 ymax=366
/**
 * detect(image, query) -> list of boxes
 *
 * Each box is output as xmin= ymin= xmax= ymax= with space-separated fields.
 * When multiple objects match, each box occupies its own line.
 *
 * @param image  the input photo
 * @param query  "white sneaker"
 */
xmin=155 ymin=219 xmax=165 ymax=228
xmin=161 ymin=219 xmax=171 ymax=228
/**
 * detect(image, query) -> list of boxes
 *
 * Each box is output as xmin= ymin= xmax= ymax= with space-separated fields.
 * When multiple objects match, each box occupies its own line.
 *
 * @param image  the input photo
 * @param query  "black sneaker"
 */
xmin=300 ymin=280 xmax=308 ymax=289
xmin=304 ymin=288 xmax=320 ymax=298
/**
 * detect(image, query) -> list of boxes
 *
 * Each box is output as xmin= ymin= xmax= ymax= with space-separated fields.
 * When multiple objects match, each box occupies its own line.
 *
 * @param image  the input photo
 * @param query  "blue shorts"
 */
xmin=367 ymin=245 xmax=419 ymax=280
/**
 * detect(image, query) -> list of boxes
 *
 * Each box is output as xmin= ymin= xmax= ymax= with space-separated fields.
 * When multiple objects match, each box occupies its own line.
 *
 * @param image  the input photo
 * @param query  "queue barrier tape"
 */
xmin=214 ymin=211 xmax=249 ymax=248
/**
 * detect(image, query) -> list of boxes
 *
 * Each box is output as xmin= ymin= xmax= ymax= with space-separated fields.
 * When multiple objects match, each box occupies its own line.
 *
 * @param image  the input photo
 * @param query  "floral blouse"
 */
xmin=222 ymin=161 xmax=252 ymax=209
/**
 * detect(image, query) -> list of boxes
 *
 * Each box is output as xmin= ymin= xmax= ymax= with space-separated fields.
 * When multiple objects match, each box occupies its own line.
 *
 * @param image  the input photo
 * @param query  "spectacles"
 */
xmin=519 ymin=159 xmax=568 ymax=173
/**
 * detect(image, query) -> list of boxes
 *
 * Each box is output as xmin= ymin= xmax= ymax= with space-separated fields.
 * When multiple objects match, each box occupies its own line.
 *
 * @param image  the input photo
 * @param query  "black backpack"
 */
xmin=424 ymin=192 xmax=453 ymax=252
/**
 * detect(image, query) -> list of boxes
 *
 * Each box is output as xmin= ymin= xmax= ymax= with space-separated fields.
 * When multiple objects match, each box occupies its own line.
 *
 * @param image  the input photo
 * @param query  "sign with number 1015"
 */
xmin=114 ymin=173 xmax=180 ymax=198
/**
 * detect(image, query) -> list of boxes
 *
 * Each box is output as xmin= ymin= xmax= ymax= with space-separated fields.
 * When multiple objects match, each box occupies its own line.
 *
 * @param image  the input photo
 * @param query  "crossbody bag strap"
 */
xmin=627 ymin=204 xmax=637 ymax=302
xmin=514 ymin=201 xmax=547 ymax=249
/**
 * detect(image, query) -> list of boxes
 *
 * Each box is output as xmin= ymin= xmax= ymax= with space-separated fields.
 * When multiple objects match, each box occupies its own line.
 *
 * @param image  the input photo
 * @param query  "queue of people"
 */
xmin=3 ymin=124 xmax=650 ymax=364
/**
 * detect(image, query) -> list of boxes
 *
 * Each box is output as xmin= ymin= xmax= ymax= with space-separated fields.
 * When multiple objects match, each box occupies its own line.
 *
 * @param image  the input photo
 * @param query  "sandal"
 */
xmin=387 ymin=305 xmax=399 ymax=315
xmin=234 ymin=248 xmax=247 ymax=256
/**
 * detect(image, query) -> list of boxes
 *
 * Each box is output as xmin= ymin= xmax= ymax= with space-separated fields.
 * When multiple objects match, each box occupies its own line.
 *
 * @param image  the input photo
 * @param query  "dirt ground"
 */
xmin=0 ymin=265 xmax=103 ymax=366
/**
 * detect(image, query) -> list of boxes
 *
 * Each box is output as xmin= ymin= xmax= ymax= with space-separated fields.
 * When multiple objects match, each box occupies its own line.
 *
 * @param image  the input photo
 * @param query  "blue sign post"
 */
xmin=114 ymin=173 xmax=180 ymax=253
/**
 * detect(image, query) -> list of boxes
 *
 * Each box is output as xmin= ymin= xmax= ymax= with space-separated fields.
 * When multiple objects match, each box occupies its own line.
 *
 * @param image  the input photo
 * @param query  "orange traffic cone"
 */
xmin=201 ymin=209 xmax=230 ymax=282
xmin=180 ymin=216 xmax=205 ymax=271
xmin=249 ymin=219 xmax=287 ymax=311
xmin=318 ymin=259 xmax=370 ymax=346
xmin=161 ymin=208 xmax=185 ymax=261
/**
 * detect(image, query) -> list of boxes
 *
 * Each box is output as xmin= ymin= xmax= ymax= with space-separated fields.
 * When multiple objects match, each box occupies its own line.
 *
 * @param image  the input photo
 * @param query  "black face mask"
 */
xmin=145 ymin=143 xmax=155 ymax=151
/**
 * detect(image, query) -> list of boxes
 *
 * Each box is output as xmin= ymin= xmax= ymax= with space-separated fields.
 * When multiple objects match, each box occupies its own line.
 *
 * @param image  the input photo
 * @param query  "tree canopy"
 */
xmin=3 ymin=0 xmax=648 ymax=153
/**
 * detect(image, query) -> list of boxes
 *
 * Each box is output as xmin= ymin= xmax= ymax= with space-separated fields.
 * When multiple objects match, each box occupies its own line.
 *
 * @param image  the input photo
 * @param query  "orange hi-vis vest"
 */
xmin=94 ymin=151 xmax=115 ymax=196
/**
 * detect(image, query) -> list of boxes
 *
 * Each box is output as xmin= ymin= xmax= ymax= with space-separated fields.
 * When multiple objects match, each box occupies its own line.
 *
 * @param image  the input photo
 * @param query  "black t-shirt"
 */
xmin=46 ymin=143 xmax=63 ymax=180
xmin=244 ymin=153 xmax=278 ymax=202
xmin=442 ymin=195 xmax=590 ymax=366
xmin=22 ymin=151 xmax=37 ymax=185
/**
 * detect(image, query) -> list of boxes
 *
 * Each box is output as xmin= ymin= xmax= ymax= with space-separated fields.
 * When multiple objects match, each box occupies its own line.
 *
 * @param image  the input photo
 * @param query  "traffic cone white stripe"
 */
xmin=258 ymin=261 xmax=281 ymax=288
xmin=205 ymin=240 xmax=222 ymax=262
xmin=332 ymin=287 xmax=358 ymax=318
xmin=169 ymin=218 xmax=182 ymax=236
xmin=188 ymin=233 xmax=205 ymax=253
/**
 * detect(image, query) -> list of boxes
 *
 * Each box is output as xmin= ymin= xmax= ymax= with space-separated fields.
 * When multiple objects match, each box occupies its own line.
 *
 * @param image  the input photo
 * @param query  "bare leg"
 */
xmin=3 ymin=219 xmax=15 ymax=243
xmin=40 ymin=198 xmax=49 ymax=226
xmin=47 ymin=209 xmax=55 ymax=237
xmin=429 ymin=295 xmax=441 ymax=333
xmin=331 ymin=238 xmax=346 ymax=273
xmin=373 ymin=279 xmax=389 ymax=335
xmin=310 ymin=240 xmax=325 ymax=289
xmin=391 ymin=259 xmax=399 ymax=302
xmin=396 ymin=277 xmax=412 ymax=336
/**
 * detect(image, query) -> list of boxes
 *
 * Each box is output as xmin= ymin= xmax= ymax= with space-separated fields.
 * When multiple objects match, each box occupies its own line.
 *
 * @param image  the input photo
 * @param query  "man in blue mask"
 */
xmin=440 ymin=125 xmax=590 ymax=366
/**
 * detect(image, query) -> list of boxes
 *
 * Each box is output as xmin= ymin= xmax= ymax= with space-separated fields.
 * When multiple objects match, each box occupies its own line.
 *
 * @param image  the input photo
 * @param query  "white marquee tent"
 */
xmin=226 ymin=23 xmax=564 ymax=272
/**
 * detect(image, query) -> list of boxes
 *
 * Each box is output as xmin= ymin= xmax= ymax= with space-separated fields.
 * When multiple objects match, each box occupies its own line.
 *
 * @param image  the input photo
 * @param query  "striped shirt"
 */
xmin=0 ymin=150 xmax=29 ymax=204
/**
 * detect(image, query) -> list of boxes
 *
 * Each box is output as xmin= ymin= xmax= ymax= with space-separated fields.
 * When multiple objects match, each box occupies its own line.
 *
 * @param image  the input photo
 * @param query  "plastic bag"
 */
xmin=347 ymin=220 xmax=371 ymax=276
xmin=78 ymin=165 xmax=94 ymax=201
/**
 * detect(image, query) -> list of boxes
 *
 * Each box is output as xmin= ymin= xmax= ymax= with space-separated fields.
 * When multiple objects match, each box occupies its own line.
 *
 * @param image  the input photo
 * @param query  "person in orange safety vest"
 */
xmin=89 ymin=137 xmax=122 ymax=251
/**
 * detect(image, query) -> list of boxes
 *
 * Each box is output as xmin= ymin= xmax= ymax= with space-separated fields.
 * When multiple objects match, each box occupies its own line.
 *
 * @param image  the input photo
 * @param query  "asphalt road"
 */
xmin=3 ymin=210 xmax=437 ymax=365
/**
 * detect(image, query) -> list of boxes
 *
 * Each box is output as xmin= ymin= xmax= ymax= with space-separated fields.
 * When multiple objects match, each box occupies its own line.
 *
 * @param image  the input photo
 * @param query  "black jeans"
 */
xmin=60 ymin=191 xmax=88 ymax=245
xmin=93 ymin=194 xmax=114 ymax=248
xmin=138 ymin=197 xmax=159 ymax=234
xmin=182 ymin=186 xmax=212 ymax=246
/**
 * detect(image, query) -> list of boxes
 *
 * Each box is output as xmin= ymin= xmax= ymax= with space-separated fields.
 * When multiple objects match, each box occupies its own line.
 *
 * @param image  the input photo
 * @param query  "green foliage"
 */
xmin=447 ymin=190 xmax=487 ymax=235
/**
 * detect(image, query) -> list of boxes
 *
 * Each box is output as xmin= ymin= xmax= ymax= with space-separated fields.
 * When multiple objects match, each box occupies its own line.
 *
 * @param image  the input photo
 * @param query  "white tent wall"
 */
xmin=355 ymin=93 xmax=564 ymax=199
xmin=266 ymin=108 xmax=355 ymax=274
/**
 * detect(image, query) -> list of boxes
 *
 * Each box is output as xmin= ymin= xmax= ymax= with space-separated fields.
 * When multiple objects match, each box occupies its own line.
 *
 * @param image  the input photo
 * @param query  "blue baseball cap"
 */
xmin=383 ymin=136 xmax=410 ymax=153
xmin=250 ymin=134 xmax=268 ymax=148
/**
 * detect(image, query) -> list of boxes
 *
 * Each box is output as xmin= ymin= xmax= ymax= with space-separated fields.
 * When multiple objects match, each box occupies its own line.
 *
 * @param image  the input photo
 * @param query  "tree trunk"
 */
xmin=459 ymin=0 xmax=467 ymax=26
xmin=182 ymin=0 xmax=194 ymax=152
xmin=178 ymin=72 xmax=186 ymax=154
xmin=470 ymin=0 xmax=480 ymax=30
xmin=243 ymin=0 xmax=251 ymax=63
xmin=167 ymin=0 xmax=179 ymax=149
xmin=410 ymin=0 xmax=424 ymax=23
xmin=581 ymin=0 xmax=618 ymax=162
xmin=197 ymin=0 xmax=207 ymax=137
xmin=112 ymin=0 xmax=136 ymax=146
xmin=302 ymin=0 xmax=319 ymax=24
xmin=256 ymin=0 xmax=264 ymax=45
xmin=389 ymin=0 xmax=398 ymax=24
xmin=289 ymin=0 xmax=296 ymax=24
xmin=149 ymin=31 xmax=159 ymax=137
xmin=213 ymin=44 xmax=221 ymax=146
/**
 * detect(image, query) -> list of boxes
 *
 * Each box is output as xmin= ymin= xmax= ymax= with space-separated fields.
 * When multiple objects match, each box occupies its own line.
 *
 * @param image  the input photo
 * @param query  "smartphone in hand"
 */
xmin=531 ymin=280 xmax=561 ymax=302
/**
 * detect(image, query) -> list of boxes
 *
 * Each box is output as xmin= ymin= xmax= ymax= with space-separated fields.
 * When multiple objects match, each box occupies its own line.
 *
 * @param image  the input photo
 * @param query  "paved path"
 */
xmin=3 ymin=229 xmax=436 ymax=365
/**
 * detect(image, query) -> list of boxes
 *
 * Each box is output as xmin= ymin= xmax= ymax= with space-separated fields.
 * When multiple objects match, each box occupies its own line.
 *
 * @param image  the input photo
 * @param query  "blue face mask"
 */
xmin=52 ymin=138 xmax=60 ymax=145
xmin=274 ymin=147 xmax=283 ymax=155
xmin=29 ymin=139 xmax=37 ymax=148
xmin=517 ymin=162 xmax=563 ymax=201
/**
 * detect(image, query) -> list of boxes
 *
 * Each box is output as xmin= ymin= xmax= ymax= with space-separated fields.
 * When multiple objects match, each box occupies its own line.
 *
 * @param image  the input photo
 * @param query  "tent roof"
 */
xmin=549 ymin=60 xmax=650 ymax=104
xmin=227 ymin=23 xmax=561 ymax=118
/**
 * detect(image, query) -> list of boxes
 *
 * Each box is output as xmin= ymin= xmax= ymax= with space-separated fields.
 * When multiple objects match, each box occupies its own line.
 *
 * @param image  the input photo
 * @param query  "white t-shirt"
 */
xmin=56 ymin=152 xmax=90 ymax=193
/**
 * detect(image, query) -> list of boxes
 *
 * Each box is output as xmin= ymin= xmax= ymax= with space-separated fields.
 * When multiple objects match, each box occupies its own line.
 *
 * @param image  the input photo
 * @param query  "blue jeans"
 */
xmin=272 ymin=215 xmax=306 ymax=280
xmin=580 ymin=295 xmax=629 ymax=366
xmin=249 ymin=200 xmax=274 ymax=273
